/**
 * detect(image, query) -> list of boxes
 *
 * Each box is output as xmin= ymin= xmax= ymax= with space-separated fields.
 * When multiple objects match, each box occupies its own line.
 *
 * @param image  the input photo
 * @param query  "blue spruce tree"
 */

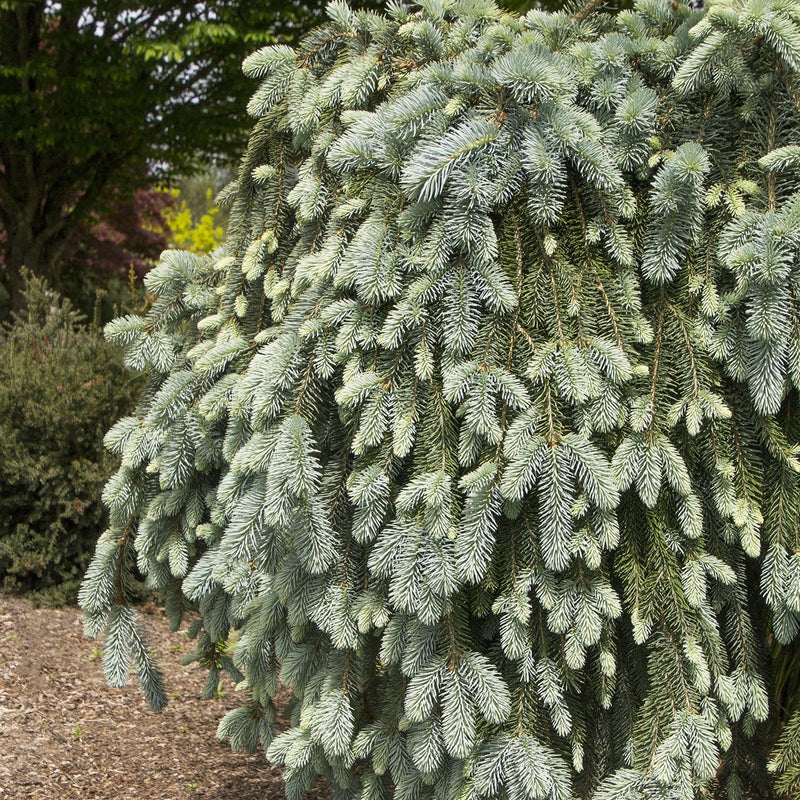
xmin=81 ymin=0 xmax=800 ymax=796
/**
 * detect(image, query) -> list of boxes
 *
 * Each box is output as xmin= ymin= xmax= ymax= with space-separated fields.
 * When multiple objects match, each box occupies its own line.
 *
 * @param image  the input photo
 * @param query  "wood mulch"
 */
xmin=0 ymin=594 xmax=321 ymax=799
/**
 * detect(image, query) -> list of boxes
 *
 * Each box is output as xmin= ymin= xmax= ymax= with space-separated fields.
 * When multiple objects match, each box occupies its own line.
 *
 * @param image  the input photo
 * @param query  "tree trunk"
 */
xmin=1 ymin=211 xmax=69 ymax=315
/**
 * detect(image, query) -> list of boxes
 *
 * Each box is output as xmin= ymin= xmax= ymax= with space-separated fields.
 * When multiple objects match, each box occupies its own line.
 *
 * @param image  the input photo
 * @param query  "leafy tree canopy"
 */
xmin=0 ymin=0 xmax=322 ymax=311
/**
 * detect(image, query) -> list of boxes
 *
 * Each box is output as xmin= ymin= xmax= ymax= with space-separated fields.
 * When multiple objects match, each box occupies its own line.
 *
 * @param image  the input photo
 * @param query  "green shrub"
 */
xmin=0 ymin=275 xmax=142 ymax=604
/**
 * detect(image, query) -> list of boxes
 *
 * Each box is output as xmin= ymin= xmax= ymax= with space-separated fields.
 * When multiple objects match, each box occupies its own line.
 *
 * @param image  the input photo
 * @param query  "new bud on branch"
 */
xmin=81 ymin=0 xmax=800 ymax=797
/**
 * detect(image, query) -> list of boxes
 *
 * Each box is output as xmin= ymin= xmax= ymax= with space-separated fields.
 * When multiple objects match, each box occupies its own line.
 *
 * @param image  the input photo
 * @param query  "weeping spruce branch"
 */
xmin=80 ymin=0 xmax=800 ymax=797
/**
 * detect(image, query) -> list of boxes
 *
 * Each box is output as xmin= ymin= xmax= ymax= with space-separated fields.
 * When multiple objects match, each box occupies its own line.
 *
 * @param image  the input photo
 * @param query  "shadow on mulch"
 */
xmin=0 ymin=594 xmax=327 ymax=800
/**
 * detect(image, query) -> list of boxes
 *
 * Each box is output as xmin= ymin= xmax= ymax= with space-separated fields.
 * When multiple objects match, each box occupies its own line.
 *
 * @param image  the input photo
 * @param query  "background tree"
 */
xmin=52 ymin=171 xmax=176 ymax=316
xmin=0 ymin=0 xmax=307 ymax=312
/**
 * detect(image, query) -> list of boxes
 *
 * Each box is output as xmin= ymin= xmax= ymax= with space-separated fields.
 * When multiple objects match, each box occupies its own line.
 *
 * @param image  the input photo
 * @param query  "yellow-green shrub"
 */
xmin=161 ymin=186 xmax=225 ymax=254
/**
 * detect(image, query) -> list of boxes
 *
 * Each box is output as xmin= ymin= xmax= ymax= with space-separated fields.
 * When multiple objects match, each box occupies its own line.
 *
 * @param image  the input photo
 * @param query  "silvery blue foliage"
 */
xmin=81 ymin=0 xmax=800 ymax=797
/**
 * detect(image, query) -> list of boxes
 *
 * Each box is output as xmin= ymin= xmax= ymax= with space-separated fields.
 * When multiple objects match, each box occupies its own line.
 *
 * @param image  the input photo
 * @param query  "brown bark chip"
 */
xmin=0 ymin=595 xmax=297 ymax=799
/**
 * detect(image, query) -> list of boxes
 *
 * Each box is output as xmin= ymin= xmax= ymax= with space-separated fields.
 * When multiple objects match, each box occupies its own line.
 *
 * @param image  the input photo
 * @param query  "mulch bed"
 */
xmin=0 ymin=594 xmax=318 ymax=799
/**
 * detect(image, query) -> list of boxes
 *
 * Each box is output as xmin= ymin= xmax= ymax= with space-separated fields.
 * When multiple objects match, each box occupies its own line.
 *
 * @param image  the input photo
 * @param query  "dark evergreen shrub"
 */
xmin=0 ymin=275 xmax=142 ymax=603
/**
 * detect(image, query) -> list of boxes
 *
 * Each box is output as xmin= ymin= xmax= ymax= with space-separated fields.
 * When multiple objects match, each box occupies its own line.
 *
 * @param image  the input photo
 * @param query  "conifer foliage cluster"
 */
xmin=80 ymin=0 xmax=800 ymax=796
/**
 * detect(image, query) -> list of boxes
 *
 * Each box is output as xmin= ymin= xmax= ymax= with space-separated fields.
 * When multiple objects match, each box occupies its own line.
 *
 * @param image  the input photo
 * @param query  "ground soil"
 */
xmin=0 ymin=594 xmax=320 ymax=800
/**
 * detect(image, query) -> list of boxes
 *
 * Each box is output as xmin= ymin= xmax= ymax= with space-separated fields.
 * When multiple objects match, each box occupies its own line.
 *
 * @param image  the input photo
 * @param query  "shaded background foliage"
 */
xmin=0 ymin=0 xmax=285 ymax=312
